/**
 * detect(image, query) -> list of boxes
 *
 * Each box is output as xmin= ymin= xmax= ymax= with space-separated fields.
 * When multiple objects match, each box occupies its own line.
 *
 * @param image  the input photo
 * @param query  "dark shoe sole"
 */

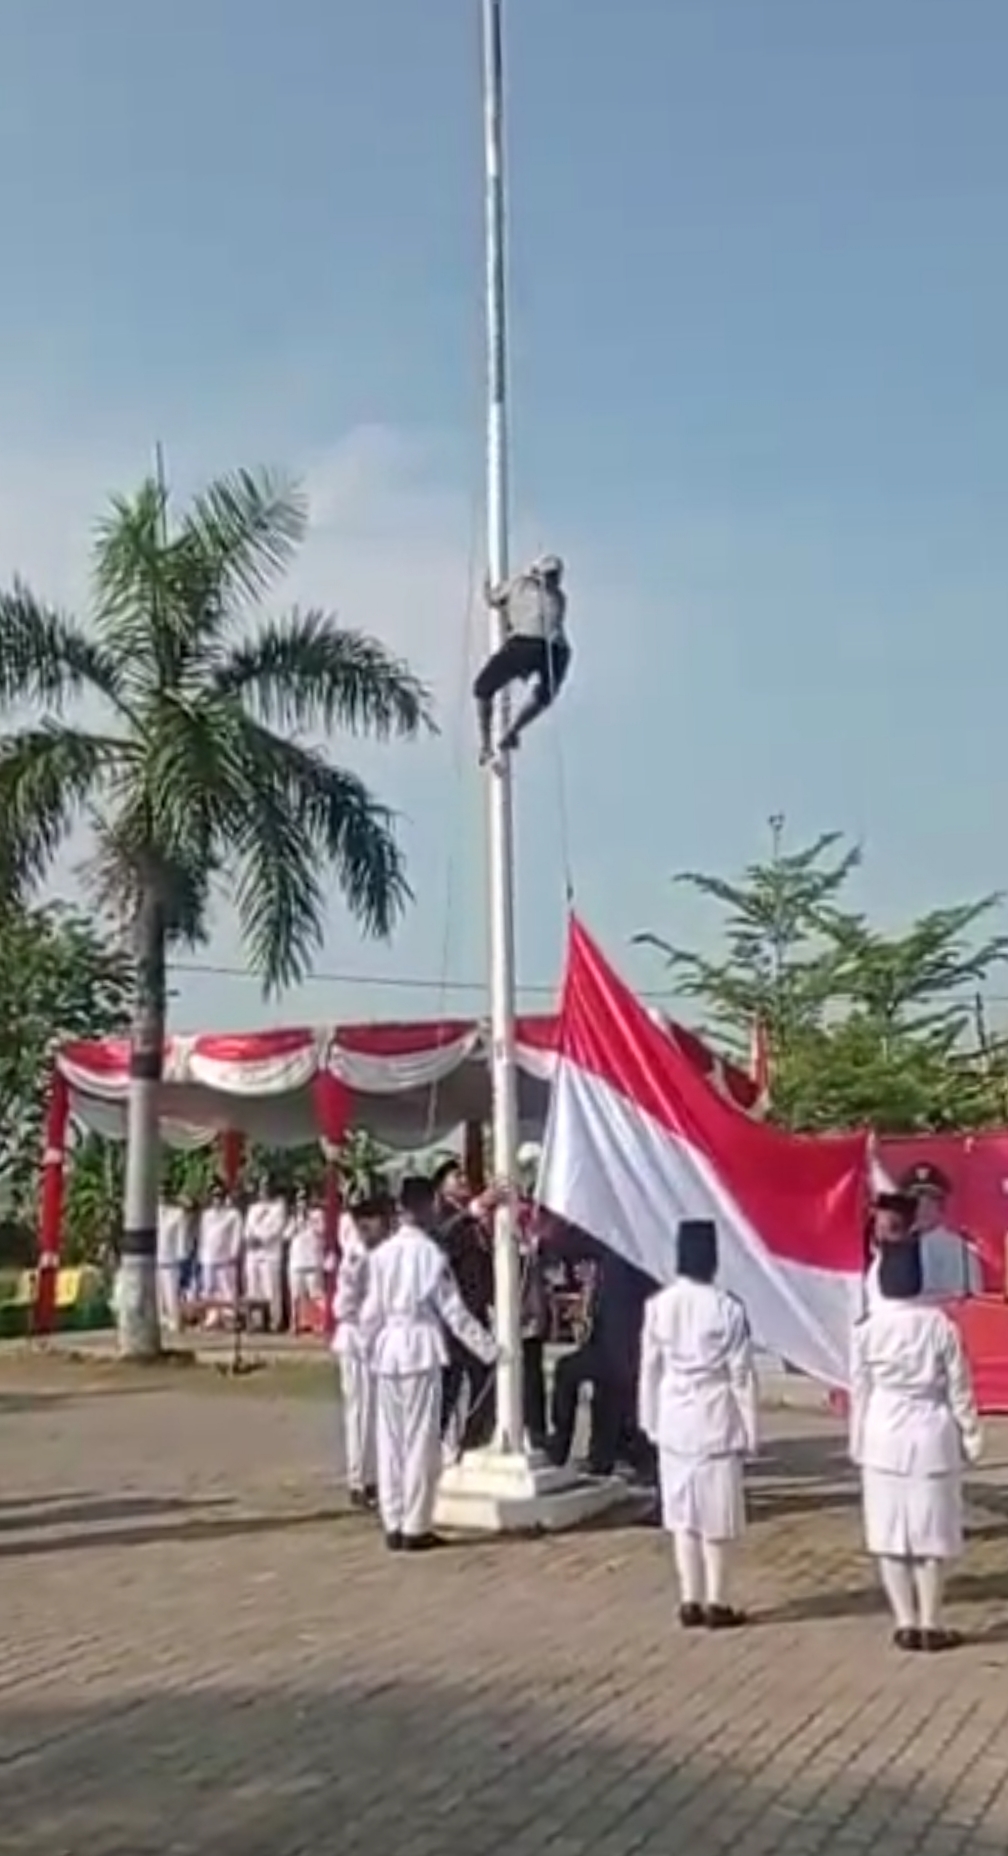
xmin=679 ymin=1604 xmax=705 ymax=1629
xmin=921 ymin=1629 xmax=962 ymax=1653
xmin=705 ymin=1606 xmax=746 ymax=1630
xmin=893 ymin=1628 xmax=922 ymax=1652
xmin=385 ymin=1531 xmax=403 ymax=1552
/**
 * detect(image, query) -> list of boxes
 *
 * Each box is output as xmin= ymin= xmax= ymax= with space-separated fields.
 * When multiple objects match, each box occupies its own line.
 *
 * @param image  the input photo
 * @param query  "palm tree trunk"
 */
xmin=118 ymin=887 xmax=166 ymax=1359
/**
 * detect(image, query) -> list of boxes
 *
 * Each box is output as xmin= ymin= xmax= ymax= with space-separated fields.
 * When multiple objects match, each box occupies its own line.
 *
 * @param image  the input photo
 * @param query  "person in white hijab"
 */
xmin=851 ymin=1233 xmax=981 ymax=1653
xmin=638 ymin=1217 xmax=757 ymax=1629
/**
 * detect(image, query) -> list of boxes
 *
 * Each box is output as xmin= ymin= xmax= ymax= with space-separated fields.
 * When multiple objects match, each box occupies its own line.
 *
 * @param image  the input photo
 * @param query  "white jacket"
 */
xmin=360 ymin=1220 xmax=497 ymax=1378
xmin=244 ymin=1197 xmax=287 ymax=1254
xmin=638 ymin=1277 xmax=758 ymax=1460
xmin=331 ymin=1228 xmax=370 ymax=1359
xmin=850 ymin=1300 xmax=982 ymax=1476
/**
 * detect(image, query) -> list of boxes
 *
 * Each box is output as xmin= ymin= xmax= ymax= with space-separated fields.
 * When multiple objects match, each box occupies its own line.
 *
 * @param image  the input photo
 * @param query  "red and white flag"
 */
xmin=539 ymin=919 xmax=870 ymax=1385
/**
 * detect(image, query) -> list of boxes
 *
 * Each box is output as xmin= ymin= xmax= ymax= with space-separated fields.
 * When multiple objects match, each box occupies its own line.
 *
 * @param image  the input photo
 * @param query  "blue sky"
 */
xmin=1 ymin=0 xmax=1007 ymax=1030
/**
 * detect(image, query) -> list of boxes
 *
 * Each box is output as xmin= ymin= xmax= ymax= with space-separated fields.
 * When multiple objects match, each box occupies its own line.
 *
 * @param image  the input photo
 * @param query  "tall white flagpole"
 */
xmin=482 ymin=0 xmax=524 ymax=1453
xmin=436 ymin=2 xmax=621 ymax=1527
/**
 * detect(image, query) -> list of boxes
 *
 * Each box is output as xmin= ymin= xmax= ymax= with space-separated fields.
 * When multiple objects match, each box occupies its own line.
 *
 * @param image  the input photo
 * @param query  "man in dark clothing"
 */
xmin=433 ymin=1161 xmax=497 ymax=1452
xmin=545 ymin=1221 xmax=657 ymax=1480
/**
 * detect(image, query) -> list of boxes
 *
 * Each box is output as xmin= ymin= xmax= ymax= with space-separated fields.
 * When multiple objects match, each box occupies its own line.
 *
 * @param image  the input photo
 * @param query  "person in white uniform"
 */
xmin=286 ymin=1188 xmax=326 ymax=1327
xmin=360 ymin=1174 xmax=497 ymax=1552
xmin=638 ymin=1218 xmax=758 ymax=1629
xmin=850 ymin=1234 xmax=982 ymax=1653
xmin=198 ymin=1183 xmax=243 ymax=1324
xmin=156 ymin=1194 xmax=190 ymax=1334
xmin=901 ymin=1161 xmax=983 ymax=1298
xmin=332 ymin=1192 xmax=391 ymax=1509
xmin=243 ymin=1177 xmax=287 ymax=1331
xmin=473 ymin=554 xmax=571 ymax=763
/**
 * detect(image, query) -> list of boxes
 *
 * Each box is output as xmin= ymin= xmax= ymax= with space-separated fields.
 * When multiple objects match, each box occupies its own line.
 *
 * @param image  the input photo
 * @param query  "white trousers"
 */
xmin=289 ymin=1265 xmax=324 ymax=1313
xmin=200 ymin=1260 xmax=237 ymax=1306
xmin=340 ymin=1354 xmax=377 ymax=1491
xmin=245 ymin=1251 xmax=283 ymax=1324
xmin=375 ymin=1368 xmax=442 ymax=1539
xmin=157 ymin=1264 xmax=183 ymax=1333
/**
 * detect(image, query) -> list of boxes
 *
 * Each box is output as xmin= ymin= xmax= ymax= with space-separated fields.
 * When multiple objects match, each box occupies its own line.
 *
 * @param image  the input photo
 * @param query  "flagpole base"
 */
xmin=433 ymin=1446 xmax=632 ymax=1535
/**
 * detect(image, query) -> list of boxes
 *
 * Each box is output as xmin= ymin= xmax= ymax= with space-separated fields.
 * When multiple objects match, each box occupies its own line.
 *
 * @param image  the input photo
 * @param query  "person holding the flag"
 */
xmin=637 ymin=1218 xmax=758 ymax=1630
xmin=850 ymin=1234 xmax=982 ymax=1652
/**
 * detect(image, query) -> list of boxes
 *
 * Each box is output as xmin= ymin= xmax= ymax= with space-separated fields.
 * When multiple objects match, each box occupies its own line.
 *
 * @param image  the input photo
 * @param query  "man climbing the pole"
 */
xmin=474 ymin=554 xmax=571 ymax=764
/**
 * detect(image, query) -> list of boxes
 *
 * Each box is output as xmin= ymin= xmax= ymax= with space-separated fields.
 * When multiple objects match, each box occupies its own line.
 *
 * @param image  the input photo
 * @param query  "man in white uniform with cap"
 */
xmin=851 ymin=1233 xmax=981 ymax=1652
xmin=638 ymin=1217 xmax=758 ymax=1629
xmin=156 ymin=1194 xmax=190 ymax=1334
xmin=361 ymin=1175 xmax=498 ymax=1552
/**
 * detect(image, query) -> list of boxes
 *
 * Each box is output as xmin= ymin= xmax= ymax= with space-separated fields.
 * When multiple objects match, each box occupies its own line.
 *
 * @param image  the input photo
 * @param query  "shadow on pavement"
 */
xmin=1 ymin=1672 xmax=1005 ymax=1856
xmin=0 ymin=1503 xmax=357 ymax=1561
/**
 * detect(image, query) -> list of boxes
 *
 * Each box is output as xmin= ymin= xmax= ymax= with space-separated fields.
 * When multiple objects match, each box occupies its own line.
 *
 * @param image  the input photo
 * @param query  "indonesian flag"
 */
xmin=538 ymin=919 xmax=870 ymax=1385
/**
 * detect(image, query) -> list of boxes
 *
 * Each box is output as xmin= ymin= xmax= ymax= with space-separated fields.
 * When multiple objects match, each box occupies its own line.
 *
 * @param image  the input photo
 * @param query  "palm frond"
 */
xmin=224 ymin=723 xmax=411 ymax=991
xmin=0 ymin=724 xmax=121 ymax=902
xmin=179 ymin=468 xmax=307 ymax=611
xmin=0 ymin=583 xmax=125 ymax=712
xmin=215 ymin=609 xmax=436 ymax=741
xmin=82 ymin=809 xmax=215 ymax=950
xmin=91 ymin=478 xmax=181 ymax=674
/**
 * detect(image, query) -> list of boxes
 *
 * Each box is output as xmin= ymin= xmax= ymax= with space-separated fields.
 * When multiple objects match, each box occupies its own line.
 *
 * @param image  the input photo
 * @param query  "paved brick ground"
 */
xmin=2 ymin=1364 xmax=1008 ymax=1855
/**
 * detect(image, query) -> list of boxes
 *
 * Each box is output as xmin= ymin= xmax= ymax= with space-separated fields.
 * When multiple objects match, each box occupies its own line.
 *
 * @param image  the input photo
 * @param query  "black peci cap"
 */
xmin=878 ymin=1236 xmax=923 ymax=1301
xmin=676 ymin=1218 xmax=718 ymax=1284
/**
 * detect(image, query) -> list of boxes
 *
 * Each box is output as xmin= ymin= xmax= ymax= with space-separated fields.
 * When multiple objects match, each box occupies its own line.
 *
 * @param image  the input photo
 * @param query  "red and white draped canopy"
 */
xmin=56 ymin=1012 xmax=766 ymax=1150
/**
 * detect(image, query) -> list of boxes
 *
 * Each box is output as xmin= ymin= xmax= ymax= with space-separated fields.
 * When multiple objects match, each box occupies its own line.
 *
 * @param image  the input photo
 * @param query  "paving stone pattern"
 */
xmin=2 ymin=1372 xmax=1008 ymax=1855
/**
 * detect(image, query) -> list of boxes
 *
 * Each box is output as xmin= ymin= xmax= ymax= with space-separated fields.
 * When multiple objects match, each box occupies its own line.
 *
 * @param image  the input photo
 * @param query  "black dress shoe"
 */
xmin=385 ymin=1530 xmax=403 ymax=1552
xmin=363 ymin=1484 xmax=379 ymax=1509
xmin=705 ymin=1604 xmax=746 ymax=1630
xmin=921 ymin=1627 xmax=962 ymax=1653
xmin=893 ymin=1627 xmax=922 ymax=1652
xmin=401 ymin=1532 xmax=442 ymax=1553
xmin=679 ymin=1603 xmax=705 ymax=1629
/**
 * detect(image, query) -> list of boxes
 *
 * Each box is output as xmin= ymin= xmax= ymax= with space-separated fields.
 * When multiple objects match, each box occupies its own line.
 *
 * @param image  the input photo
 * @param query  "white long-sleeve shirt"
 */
xmin=286 ymin=1207 xmax=325 ymax=1274
xmin=332 ymin=1226 xmax=370 ymax=1359
xmin=157 ymin=1203 xmax=189 ymax=1267
xmin=199 ymin=1206 xmax=243 ymax=1266
xmin=849 ymin=1300 xmax=982 ymax=1476
xmin=638 ymin=1277 xmax=758 ymax=1459
xmin=244 ymin=1196 xmax=287 ymax=1255
xmin=360 ymin=1219 xmax=497 ymax=1378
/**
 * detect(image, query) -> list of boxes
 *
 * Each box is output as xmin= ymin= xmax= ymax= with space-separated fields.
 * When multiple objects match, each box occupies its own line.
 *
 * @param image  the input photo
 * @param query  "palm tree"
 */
xmin=0 ymin=466 xmax=435 ymax=1357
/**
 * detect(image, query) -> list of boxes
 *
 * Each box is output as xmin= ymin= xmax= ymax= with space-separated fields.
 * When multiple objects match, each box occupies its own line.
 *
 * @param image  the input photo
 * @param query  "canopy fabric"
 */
xmin=57 ymin=1010 xmax=763 ymax=1152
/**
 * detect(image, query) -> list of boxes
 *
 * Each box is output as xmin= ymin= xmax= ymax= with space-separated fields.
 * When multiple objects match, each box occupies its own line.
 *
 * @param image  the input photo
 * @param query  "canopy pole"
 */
xmin=482 ymin=0 xmax=524 ymax=1454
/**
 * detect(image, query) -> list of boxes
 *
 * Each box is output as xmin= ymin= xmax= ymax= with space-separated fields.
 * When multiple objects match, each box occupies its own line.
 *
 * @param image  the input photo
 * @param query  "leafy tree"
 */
xmin=0 ymin=466 xmax=435 ymax=1357
xmin=634 ymin=824 xmax=858 ymax=1057
xmin=0 ymin=902 xmax=132 ymax=1212
xmin=636 ymin=822 xmax=1008 ymax=1134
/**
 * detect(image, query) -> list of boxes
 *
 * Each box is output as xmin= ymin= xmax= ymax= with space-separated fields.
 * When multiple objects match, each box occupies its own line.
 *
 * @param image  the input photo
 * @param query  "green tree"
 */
xmin=0 ymin=902 xmax=132 ymax=1212
xmin=637 ymin=823 xmax=1008 ymax=1134
xmin=634 ymin=822 xmax=858 ymax=1058
xmin=0 ymin=466 xmax=435 ymax=1357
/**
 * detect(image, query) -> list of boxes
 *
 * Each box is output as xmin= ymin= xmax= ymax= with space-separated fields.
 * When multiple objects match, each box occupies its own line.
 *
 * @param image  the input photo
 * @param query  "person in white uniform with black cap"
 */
xmin=361 ymin=1175 xmax=498 ymax=1553
xmin=473 ymin=554 xmax=571 ymax=764
xmin=850 ymin=1233 xmax=982 ymax=1653
xmin=638 ymin=1217 xmax=758 ymax=1629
